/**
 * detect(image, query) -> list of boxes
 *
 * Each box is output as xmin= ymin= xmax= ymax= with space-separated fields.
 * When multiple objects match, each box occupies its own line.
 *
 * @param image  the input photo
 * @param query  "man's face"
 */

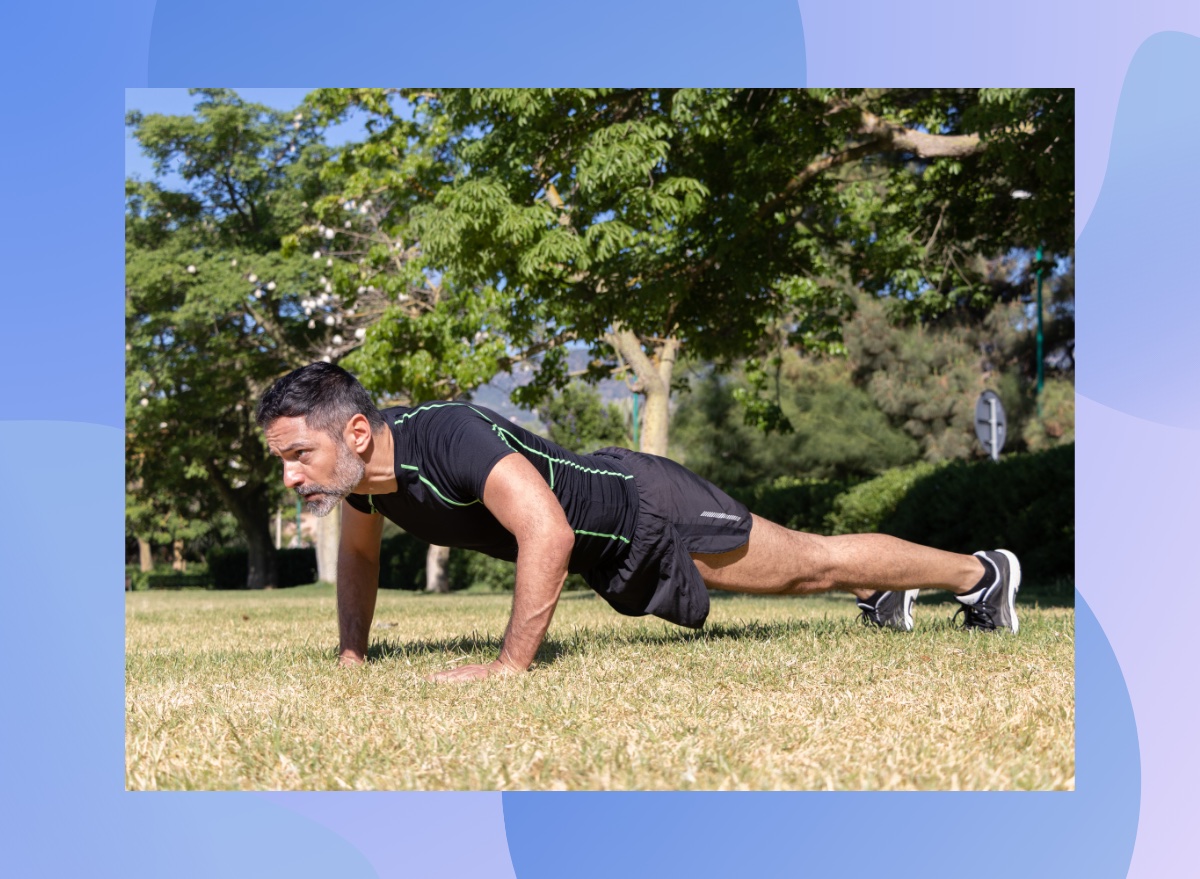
xmin=264 ymin=416 xmax=365 ymax=517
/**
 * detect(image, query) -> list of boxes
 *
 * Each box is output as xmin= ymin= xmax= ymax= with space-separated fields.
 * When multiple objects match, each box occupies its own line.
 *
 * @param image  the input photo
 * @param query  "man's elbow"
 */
xmin=555 ymin=525 xmax=577 ymax=559
xmin=535 ymin=524 xmax=576 ymax=565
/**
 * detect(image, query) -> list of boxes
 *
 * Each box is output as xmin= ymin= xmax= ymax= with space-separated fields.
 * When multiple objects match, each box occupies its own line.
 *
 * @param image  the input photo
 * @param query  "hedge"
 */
xmin=378 ymin=530 xmax=583 ymax=592
xmin=826 ymin=445 xmax=1074 ymax=580
xmin=207 ymin=547 xmax=318 ymax=589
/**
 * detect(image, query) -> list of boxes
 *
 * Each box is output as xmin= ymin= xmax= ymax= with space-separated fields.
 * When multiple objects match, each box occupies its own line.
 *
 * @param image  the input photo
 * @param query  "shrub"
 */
xmin=207 ymin=547 xmax=318 ymax=589
xmin=379 ymin=532 xmax=430 ymax=590
xmin=882 ymin=444 xmax=1074 ymax=580
xmin=825 ymin=461 xmax=943 ymax=535
xmin=749 ymin=475 xmax=853 ymax=533
xmin=822 ymin=445 xmax=1074 ymax=581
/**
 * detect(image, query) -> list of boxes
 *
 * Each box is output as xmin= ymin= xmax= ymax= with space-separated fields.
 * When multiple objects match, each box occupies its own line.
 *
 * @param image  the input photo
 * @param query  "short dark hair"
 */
xmin=256 ymin=362 xmax=386 ymax=439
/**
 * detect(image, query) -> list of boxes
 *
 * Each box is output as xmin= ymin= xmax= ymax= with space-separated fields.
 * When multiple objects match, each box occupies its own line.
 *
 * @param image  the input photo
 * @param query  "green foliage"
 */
xmin=537 ymin=382 xmax=630 ymax=454
xmin=378 ymin=528 xmax=587 ymax=592
xmin=844 ymin=290 xmax=1070 ymax=462
xmin=448 ymin=551 xmax=516 ymax=593
xmin=825 ymin=461 xmax=944 ymax=535
xmin=378 ymin=531 xmax=430 ymax=590
xmin=822 ymin=446 xmax=1074 ymax=580
xmin=671 ymin=352 xmax=920 ymax=493
xmin=884 ymin=445 xmax=1074 ymax=580
xmin=126 ymin=90 xmax=343 ymax=587
xmin=207 ymin=547 xmax=318 ymax=590
xmin=1022 ymin=379 xmax=1076 ymax=452
xmin=747 ymin=476 xmax=851 ymax=534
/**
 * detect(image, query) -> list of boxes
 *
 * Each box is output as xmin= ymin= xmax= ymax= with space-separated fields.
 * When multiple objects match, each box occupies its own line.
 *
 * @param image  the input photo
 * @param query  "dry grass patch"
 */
xmin=126 ymin=586 xmax=1074 ymax=791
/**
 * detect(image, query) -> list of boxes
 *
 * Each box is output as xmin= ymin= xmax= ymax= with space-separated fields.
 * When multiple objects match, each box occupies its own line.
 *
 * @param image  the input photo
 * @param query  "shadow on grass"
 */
xmin=705 ymin=577 xmax=1076 ymax=609
xmin=367 ymin=615 xmax=892 ymax=667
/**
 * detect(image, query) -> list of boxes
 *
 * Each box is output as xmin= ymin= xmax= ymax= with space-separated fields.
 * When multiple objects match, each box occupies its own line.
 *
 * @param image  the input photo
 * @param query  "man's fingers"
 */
xmin=428 ymin=663 xmax=495 ymax=683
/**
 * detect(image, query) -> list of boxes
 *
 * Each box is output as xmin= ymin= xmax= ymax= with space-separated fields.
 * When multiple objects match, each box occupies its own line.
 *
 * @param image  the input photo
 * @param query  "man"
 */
xmin=257 ymin=363 xmax=1020 ymax=682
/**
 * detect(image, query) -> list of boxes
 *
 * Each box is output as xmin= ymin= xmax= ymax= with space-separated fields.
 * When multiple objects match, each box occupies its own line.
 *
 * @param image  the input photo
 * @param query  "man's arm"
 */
xmin=429 ymin=453 xmax=575 ymax=682
xmin=336 ymin=499 xmax=385 ymax=666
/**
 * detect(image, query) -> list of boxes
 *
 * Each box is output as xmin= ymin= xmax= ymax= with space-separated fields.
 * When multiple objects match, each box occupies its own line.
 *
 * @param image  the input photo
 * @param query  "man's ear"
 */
xmin=344 ymin=413 xmax=374 ymax=454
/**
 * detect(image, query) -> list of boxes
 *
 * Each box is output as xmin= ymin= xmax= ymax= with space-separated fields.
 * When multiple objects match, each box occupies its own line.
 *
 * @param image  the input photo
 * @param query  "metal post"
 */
xmin=988 ymin=397 xmax=999 ymax=462
xmin=632 ymin=392 xmax=640 ymax=450
xmin=1036 ymin=245 xmax=1045 ymax=418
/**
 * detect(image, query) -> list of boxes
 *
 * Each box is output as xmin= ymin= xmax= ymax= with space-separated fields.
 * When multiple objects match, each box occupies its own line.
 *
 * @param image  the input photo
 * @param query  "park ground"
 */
xmin=125 ymin=584 xmax=1074 ymax=791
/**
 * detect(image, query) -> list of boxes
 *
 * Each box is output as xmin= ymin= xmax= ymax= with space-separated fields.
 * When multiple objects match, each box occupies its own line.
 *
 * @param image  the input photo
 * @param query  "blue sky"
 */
xmin=125 ymin=88 xmax=371 ymax=182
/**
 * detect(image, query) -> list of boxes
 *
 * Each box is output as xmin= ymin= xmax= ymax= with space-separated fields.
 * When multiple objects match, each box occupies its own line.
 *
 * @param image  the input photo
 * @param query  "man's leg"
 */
xmin=692 ymin=515 xmax=984 ymax=596
xmin=691 ymin=515 xmax=1020 ymax=632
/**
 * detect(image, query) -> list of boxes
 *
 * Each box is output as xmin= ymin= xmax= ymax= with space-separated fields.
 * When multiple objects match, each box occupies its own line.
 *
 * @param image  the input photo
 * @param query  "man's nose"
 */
xmin=283 ymin=462 xmax=304 ymax=488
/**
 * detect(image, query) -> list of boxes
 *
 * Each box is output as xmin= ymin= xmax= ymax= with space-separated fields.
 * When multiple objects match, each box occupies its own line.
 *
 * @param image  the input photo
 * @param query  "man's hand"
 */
xmin=477 ymin=454 xmax=574 ymax=673
xmin=427 ymin=659 xmax=520 ymax=683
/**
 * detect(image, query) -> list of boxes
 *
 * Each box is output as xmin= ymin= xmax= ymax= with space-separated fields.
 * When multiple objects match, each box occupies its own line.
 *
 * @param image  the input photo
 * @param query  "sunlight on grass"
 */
xmin=126 ymin=586 xmax=1074 ymax=791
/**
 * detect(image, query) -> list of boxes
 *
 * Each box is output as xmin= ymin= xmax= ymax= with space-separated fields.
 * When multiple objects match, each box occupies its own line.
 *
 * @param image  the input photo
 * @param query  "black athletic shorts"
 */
xmin=580 ymin=448 xmax=753 ymax=629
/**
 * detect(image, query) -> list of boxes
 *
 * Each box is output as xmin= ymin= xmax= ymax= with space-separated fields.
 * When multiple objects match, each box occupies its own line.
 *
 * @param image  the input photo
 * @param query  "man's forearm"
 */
xmin=337 ymin=551 xmax=380 ymax=660
xmin=496 ymin=531 xmax=574 ymax=671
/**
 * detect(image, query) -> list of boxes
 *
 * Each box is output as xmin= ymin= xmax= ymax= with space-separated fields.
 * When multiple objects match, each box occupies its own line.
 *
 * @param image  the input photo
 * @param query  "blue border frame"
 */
xmin=4 ymin=2 xmax=1195 ymax=875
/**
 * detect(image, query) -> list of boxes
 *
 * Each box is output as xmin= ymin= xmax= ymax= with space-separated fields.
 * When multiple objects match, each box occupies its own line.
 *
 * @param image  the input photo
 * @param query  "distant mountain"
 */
xmin=467 ymin=346 xmax=634 ymax=430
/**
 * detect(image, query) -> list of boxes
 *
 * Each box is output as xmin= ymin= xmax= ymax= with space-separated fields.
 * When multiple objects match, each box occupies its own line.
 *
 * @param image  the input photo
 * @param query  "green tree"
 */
xmin=537 ymin=382 xmax=630 ymax=455
xmin=395 ymin=88 xmax=1073 ymax=456
xmin=671 ymin=351 xmax=919 ymax=493
xmin=843 ymin=280 xmax=1072 ymax=461
xmin=126 ymin=89 xmax=357 ymax=588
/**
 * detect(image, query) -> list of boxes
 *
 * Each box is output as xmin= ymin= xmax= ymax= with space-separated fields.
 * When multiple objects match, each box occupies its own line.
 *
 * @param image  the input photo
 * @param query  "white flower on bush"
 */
xmin=186 ymin=265 xmax=197 ymax=274
xmin=354 ymin=327 xmax=366 ymax=340
xmin=324 ymin=228 xmax=336 ymax=240
xmin=307 ymin=319 xmax=316 ymax=329
xmin=266 ymin=281 xmax=276 ymax=291
xmin=324 ymin=316 xmax=335 ymax=326
xmin=326 ymin=258 xmax=333 ymax=267
xmin=248 ymin=273 xmax=258 ymax=283
xmin=312 ymin=251 xmax=322 ymax=259
xmin=231 ymin=259 xmax=238 ymax=266
xmin=332 ymin=334 xmax=343 ymax=345
xmin=254 ymin=289 xmax=264 ymax=299
xmin=139 ymin=398 xmax=149 ymax=407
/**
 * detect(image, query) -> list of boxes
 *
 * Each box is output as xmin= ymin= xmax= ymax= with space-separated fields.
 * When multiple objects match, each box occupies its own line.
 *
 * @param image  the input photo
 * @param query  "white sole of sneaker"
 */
xmin=902 ymin=589 xmax=919 ymax=631
xmin=996 ymin=549 xmax=1021 ymax=634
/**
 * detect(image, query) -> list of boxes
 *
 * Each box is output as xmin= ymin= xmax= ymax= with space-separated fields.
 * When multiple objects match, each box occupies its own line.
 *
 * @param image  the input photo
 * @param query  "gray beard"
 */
xmin=296 ymin=440 xmax=365 ymax=518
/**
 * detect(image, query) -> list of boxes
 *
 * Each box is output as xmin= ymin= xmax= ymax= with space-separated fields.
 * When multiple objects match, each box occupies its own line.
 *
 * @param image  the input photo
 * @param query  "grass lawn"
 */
xmin=126 ymin=584 xmax=1074 ymax=791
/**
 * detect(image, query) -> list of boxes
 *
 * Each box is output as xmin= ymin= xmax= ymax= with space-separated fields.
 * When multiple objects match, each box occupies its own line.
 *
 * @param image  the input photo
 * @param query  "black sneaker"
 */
xmin=954 ymin=550 xmax=1021 ymax=633
xmin=857 ymin=589 xmax=919 ymax=632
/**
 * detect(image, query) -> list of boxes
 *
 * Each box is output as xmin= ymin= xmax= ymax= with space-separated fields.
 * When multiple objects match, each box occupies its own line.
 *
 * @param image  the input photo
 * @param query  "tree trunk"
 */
xmin=204 ymin=461 xmax=278 ymax=589
xmin=426 ymin=544 xmax=451 ymax=593
xmin=315 ymin=503 xmax=340 ymax=585
xmin=245 ymin=525 xmax=278 ymax=590
xmin=138 ymin=538 xmax=153 ymax=573
xmin=172 ymin=538 xmax=186 ymax=572
xmin=606 ymin=326 xmax=680 ymax=457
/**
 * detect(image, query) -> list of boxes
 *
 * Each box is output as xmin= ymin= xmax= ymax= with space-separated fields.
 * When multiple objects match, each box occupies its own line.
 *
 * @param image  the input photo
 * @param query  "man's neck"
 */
xmin=356 ymin=424 xmax=398 ymax=495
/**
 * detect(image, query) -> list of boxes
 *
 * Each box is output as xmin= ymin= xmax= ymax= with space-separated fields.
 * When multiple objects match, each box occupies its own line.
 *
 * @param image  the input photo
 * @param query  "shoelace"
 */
xmin=953 ymin=603 xmax=996 ymax=631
